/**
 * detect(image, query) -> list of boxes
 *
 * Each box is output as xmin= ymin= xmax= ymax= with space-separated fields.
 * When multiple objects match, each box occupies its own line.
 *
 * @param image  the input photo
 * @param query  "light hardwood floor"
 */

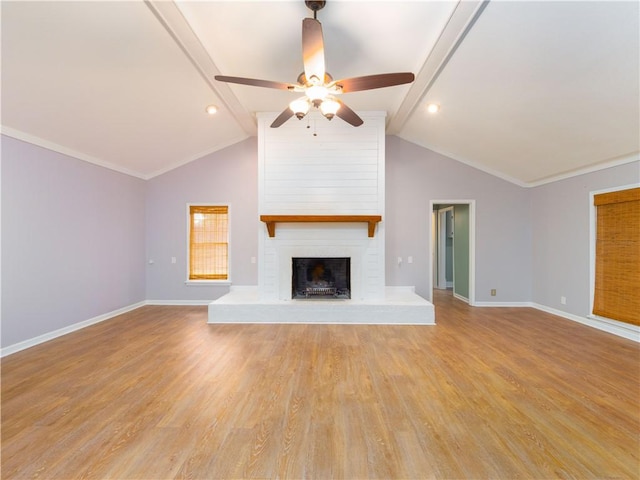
xmin=2 ymin=290 xmax=639 ymax=479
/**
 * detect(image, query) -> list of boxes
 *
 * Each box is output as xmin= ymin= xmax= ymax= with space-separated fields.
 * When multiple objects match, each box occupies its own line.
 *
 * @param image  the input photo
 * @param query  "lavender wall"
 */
xmin=385 ymin=136 xmax=532 ymax=301
xmin=1 ymin=135 xmax=146 ymax=348
xmin=146 ymin=135 xmax=533 ymax=303
xmin=4 ymin=131 xmax=633 ymax=350
xmin=145 ymin=138 xmax=258 ymax=301
xmin=530 ymin=161 xmax=640 ymax=317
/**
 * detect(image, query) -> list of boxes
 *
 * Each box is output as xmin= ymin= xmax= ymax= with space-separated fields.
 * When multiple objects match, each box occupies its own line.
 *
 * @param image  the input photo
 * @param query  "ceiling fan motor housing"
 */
xmin=305 ymin=1 xmax=326 ymax=13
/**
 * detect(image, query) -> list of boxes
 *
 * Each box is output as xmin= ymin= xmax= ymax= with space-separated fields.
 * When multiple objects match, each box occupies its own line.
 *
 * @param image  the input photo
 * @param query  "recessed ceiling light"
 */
xmin=427 ymin=103 xmax=440 ymax=114
xmin=206 ymin=105 xmax=218 ymax=115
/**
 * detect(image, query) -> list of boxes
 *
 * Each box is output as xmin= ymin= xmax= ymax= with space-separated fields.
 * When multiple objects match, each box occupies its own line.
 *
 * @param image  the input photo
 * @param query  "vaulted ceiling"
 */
xmin=2 ymin=1 xmax=638 ymax=186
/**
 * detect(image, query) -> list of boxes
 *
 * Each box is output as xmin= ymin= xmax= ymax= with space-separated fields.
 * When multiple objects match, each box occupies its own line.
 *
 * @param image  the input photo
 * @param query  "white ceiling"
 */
xmin=2 ymin=1 xmax=638 ymax=186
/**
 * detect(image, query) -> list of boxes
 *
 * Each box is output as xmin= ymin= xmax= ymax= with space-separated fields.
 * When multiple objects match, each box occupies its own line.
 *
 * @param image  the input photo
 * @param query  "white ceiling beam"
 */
xmin=145 ymin=0 xmax=257 ymax=136
xmin=388 ymin=0 xmax=489 ymax=135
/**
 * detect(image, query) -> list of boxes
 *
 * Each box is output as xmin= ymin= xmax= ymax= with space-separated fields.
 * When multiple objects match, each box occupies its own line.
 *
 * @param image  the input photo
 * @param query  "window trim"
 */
xmin=185 ymin=203 xmax=232 ymax=285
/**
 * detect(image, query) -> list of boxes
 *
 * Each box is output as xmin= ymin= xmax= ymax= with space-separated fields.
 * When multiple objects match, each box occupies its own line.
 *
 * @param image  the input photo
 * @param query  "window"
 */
xmin=188 ymin=205 xmax=229 ymax=281
xmin=592 ymin=187 xmax=640 ymax=325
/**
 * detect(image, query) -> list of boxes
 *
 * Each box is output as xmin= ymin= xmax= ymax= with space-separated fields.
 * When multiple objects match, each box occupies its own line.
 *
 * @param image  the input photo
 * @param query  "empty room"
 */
xmin=1 ymin=1 xmax=639 ymax=478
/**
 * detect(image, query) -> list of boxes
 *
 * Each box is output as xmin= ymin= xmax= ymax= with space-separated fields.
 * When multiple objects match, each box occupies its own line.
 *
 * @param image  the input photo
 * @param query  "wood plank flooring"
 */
xmin=2 ymin=290 xmax=639 ymax=479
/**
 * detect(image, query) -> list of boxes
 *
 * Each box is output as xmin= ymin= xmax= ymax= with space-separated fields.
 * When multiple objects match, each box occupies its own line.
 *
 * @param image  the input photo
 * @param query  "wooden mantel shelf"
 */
xmin=260 ymin=215 xmax=382 ymax=238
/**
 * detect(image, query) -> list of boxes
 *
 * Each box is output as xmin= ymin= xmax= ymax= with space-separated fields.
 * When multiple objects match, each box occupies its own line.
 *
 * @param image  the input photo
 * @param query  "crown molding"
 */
xmin=1 ymin=126 xmax=147 ymax=179
xmin=396 ymin=134 xmax=529 ymax=187
xmin=525 ymin=152 xmax=640 ymax=187
xmin=145 ymin=134 xmax=250 ymax=179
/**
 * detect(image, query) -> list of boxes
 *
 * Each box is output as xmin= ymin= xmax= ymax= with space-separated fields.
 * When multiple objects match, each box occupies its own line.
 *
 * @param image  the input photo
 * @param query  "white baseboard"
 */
xmin=473 ymin=301 xmax=639 ymax=342
xmin=532 ymin=303 xmax=639 ymax=342
xmin=473 ymin=301 xmax=534 ymax=307
xmin=1 ymin=301 xmax=147 ymax=357
xmin=145 ymin=300 xmax=213 ymax=306
xmin=453 ymin=292 xmax=469 ymax=304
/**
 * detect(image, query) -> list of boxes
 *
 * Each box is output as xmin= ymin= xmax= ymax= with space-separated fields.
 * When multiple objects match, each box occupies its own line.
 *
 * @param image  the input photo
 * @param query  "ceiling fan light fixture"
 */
xmin=306 ymin=84 xmax=328 ymax=106
xmin=289 ymin=98 xmax=310 ymax=119
xmin=320 ymin=98 xmax=340 ymax=120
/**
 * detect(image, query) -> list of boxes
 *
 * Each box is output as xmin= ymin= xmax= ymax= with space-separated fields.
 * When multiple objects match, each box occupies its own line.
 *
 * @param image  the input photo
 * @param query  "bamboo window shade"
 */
xmin=593 ymin=187 xmax=640 ymax=325
xmin=189 ymin=205 xmax=228 ymax=280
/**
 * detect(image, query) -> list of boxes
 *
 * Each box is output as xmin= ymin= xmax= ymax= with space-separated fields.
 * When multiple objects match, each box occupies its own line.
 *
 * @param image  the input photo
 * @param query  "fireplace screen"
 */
xmin=292 ymin=257 xmax=351 ymax=299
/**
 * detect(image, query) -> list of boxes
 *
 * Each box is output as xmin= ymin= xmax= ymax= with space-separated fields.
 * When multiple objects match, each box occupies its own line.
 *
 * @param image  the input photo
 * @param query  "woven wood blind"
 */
xmin=593 ymin=187 xmax=640 ymax=325
xmin=189 ymin=205 xmax=228 ymax=280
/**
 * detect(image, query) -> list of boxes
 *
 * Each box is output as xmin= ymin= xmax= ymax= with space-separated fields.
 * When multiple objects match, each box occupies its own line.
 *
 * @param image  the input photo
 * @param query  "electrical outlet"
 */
xmin=561 ymin=296 xmax=567 ymax=305
xmin=171 ymin=257 xmax=176 ymax=264
xmin=408 ymin=256 xmax=413 ymax=264
xmin=491 ymin=289 xmax=497 ymax=296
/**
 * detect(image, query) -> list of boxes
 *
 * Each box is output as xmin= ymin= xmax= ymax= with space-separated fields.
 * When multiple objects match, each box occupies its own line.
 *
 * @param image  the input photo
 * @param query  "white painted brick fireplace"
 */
xmin=258 ymin=111 xmax=386 ymax=301
xmin=208 ymin=110 xmax=434 ymax=325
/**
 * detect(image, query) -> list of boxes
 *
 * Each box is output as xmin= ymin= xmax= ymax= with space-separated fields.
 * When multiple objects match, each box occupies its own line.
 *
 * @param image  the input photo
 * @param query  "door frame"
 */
xmin=428 ymin=200 xmax=476 ymax=305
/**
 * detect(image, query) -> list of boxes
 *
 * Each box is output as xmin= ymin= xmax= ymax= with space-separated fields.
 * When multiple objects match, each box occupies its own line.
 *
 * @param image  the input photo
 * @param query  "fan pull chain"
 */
xmin=305 ymin=117 xmax=317 ymax=136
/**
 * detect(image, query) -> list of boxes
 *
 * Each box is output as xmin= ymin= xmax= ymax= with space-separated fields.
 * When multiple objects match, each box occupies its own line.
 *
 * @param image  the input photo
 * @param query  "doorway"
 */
xmin=435 ymin=207 xmax=454 ymax=290
xmin=430 ymin=200 xmax=475 ymax=305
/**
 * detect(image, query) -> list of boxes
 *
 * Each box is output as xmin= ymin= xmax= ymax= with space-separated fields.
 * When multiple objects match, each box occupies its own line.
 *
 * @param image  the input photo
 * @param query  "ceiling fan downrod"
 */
xmin=305 ymin=0 xmax=326 ymax=19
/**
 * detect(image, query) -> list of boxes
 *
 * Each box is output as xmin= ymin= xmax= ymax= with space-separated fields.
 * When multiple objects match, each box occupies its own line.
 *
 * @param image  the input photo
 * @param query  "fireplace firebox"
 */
xmin=292 ymin=257 xmax=351 ymax=299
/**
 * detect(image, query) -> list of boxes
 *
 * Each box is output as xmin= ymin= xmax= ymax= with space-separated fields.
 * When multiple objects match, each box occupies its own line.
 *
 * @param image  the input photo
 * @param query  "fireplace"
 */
xmin=209 ymin=112 xmax=435 ymax=324
xmin=292 ymin=257 xmax=351 ymax=299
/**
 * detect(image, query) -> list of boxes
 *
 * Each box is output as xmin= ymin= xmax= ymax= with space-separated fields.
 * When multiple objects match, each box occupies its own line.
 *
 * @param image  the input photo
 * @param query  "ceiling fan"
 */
xmin=214 ymin=0 xmax=415 ymax=128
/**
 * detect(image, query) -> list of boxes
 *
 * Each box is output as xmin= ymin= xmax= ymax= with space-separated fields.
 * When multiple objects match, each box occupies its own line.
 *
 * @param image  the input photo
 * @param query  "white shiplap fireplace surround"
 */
xmin=208 ymin=111 xmax=434 ymax=324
